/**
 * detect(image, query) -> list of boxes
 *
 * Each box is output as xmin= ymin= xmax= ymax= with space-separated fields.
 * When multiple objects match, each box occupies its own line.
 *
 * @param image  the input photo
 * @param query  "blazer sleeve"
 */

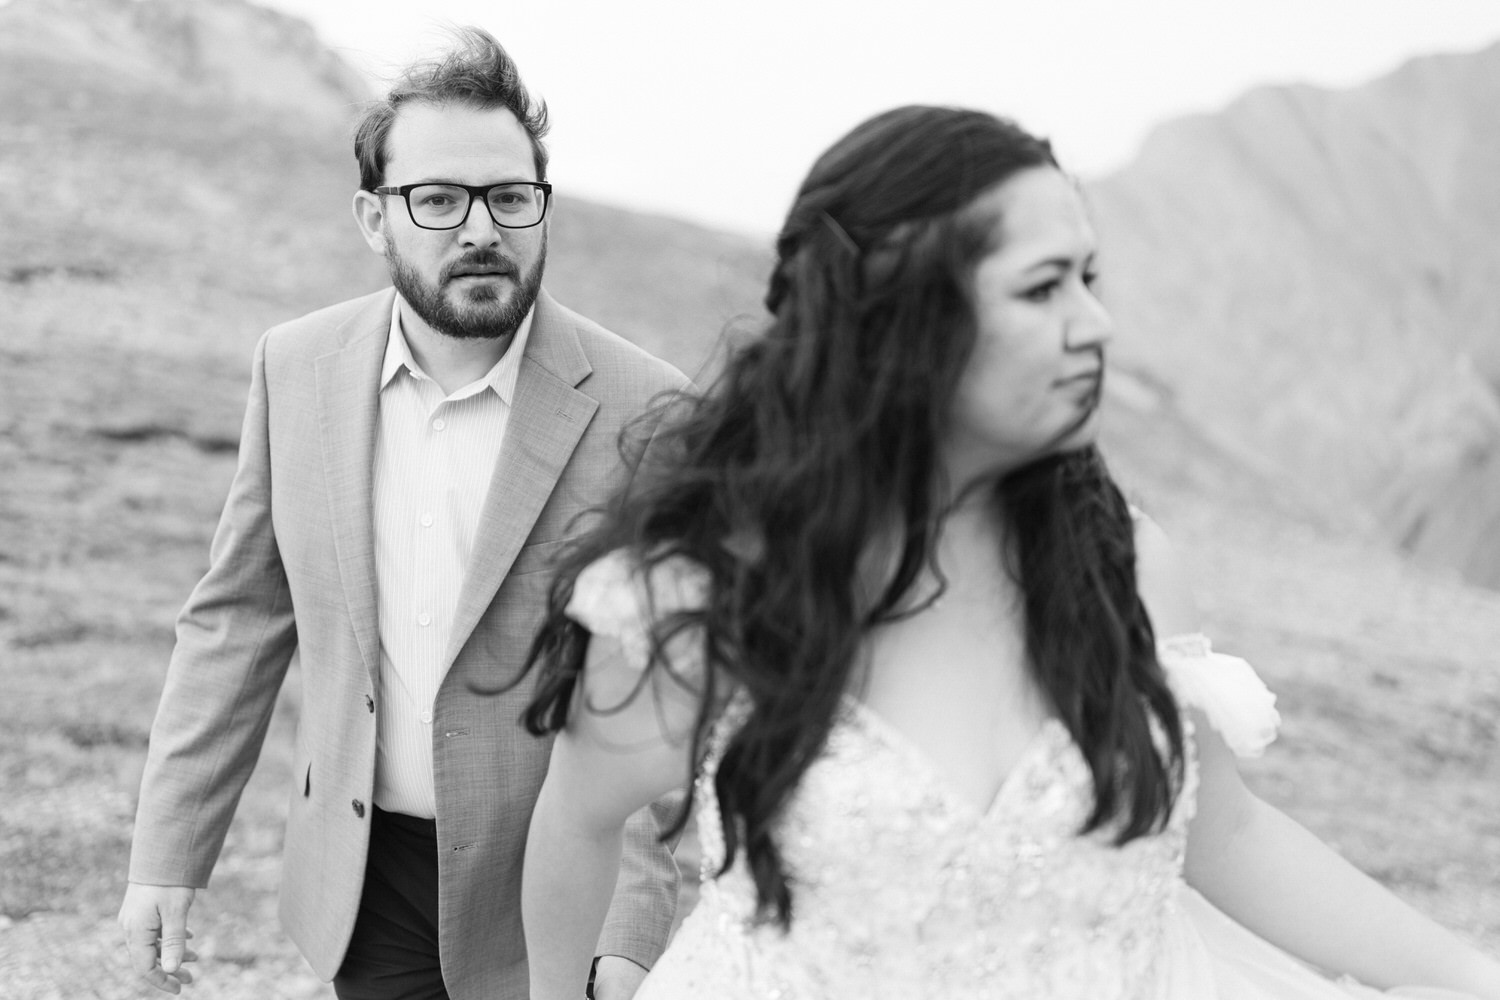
xmin=128 ymin=330 xmax=299 ymax=887
xmin=596 ymin=796 xmax=682 ymax=968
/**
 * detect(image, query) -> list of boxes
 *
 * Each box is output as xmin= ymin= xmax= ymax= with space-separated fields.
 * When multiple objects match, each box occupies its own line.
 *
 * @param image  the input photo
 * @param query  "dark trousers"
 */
xmin=333 ymin=806 xmax=451 ymax=1000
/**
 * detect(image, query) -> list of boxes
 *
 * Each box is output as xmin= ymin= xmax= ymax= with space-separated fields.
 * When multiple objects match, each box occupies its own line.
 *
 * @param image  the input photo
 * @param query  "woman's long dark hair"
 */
xmin=520 ymin=106 xmax=1184 ymax=929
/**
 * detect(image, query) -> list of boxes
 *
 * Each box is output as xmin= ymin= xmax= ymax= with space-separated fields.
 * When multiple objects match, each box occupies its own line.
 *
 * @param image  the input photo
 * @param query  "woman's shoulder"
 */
xmin=1129 ymin=509 xmax=1281 ymax=756
xmin=1156 ymin=634 xmax=1281 ymax=758
xmin=1130 ymin=508 xmax=1201 ymax=638
xmin=566 ymin=548 xmax=712 ymax=666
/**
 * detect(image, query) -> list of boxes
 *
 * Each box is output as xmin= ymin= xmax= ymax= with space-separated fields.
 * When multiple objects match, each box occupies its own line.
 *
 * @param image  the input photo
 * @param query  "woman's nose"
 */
xmin=1066 ymin=286 xmax=1114 ymax=350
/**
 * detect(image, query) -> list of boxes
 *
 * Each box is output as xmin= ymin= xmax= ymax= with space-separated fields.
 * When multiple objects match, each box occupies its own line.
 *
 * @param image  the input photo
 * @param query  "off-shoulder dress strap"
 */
xmin=566 ymin=548 xmax=752 ymax=787
xmin=1157 ymin=633 xmax=1281 ymax=758
xmin=565 ymin=547 xmax=713 ymax=672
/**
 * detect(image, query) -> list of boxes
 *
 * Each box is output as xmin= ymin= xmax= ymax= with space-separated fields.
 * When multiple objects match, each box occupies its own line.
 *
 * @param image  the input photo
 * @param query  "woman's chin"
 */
xmin=1046 ymin=414 xmax=1103 ymax=459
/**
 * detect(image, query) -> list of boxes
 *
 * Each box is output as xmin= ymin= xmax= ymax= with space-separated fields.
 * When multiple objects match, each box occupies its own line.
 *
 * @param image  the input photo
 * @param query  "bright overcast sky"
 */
xmin=265 ymin=0 xmax=1500 ymax=236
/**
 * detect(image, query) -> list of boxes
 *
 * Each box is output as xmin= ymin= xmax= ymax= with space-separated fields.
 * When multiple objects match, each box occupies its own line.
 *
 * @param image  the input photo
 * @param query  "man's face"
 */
xmin=357 ymin=102 xmax=547 ymax=341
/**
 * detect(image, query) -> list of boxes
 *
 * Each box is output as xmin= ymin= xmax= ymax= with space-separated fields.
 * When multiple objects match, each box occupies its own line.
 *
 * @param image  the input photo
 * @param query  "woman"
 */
xmin=517 ymin=106 xmax=1500 ymax=998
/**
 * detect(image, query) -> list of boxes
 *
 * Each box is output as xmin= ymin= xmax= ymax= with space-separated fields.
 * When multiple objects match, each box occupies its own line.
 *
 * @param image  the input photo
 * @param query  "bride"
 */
xmin=515 ymin=105 xmax=1500 ymax=999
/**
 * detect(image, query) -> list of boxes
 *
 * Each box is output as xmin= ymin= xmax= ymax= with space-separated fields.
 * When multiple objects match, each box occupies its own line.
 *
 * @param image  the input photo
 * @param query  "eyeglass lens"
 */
xmin=407 ymin=184 xmax=546 ymax=229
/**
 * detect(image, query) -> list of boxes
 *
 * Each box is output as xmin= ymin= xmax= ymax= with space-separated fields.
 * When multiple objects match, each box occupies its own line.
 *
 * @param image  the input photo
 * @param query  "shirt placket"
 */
xmin=408 ymin=378 xmax=450 ymax=734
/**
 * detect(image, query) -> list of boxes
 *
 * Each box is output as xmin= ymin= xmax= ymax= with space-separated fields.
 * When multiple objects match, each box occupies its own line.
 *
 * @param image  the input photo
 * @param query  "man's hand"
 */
xmin=118 ymin=883 xmax=199 ymax=994
xmin=591 ymin=955 xmax=649 ymax=1000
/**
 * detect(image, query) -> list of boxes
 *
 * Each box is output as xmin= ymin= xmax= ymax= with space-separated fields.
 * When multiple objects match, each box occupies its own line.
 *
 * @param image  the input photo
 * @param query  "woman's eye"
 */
xmin=1021 ymin=281 xmax=1058 ymax=303
xmin=1083 ymin=270 xmax=1101 ymax=291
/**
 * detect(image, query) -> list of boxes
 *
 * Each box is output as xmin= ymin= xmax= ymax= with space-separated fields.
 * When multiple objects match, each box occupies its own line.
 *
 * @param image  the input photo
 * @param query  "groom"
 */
xmin=118 ymin=28 xmax=685 ymax=1000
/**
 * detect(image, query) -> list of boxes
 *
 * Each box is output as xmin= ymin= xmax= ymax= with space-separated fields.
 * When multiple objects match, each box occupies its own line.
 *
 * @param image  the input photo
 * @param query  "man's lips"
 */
xmin=448 ymin=267 xmax=513 ymax=279
xmin=446 ymin=258 xmax=516 ymax=280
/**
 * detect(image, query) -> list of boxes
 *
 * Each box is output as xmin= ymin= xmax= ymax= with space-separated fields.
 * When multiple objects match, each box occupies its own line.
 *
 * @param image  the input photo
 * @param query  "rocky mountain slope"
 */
xmin=1088 ymin=43 xmax=1500 ymax=586
xmin=0 ymin=0 xmax=370 ymax=120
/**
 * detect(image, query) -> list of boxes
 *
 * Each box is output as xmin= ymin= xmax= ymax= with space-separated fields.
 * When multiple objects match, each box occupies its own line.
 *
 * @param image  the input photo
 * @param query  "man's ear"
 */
xmin=352 ymin=189 xmax=390 ymax=256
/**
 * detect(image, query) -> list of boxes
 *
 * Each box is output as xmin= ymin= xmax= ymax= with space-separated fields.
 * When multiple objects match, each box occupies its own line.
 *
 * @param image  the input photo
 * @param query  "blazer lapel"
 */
xmin=315 ymin=291 xmax=393 ymax=684
xmin=443 ymin=292 xmax=598 ymax=668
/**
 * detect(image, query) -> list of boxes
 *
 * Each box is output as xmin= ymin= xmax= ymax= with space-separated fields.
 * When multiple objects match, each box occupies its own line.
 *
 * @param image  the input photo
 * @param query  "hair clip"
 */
xmin=819 ymin=211 xmax=861 ymax=256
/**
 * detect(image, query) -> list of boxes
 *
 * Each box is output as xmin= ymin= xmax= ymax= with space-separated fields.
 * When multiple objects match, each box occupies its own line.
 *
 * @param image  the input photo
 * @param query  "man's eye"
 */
xmin=420 ymin=194 xmax=456 ymax=208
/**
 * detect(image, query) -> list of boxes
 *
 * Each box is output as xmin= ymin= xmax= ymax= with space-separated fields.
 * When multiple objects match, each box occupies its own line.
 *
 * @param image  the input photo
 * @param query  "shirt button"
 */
xmin=432 ymin=418 xmax=446 ymax=431
xmin=364 ymin=694 xmax=375 ymax=713
xmin=419 ymin=512 xmax=434 ymax=527
xmin=351 ymin=799 xmax=365 ymax=819
xmin=420 ymin=710 xmax=433 ymax=725
xmin=417 ymin=612 xmax=432 ymax=627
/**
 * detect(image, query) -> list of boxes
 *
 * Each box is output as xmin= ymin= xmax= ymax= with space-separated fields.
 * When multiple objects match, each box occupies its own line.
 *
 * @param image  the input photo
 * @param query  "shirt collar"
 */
xmin=380 ymin=293 xmax=535 ymax=405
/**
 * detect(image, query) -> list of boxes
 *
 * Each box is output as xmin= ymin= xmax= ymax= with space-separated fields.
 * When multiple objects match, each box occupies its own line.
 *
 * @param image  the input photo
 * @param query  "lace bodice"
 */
xmin=566 ymin=551 xmax=1282 ymax=999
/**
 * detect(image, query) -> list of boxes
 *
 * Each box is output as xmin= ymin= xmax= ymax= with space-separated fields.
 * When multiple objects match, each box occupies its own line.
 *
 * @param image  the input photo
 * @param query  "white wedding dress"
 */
xmin=567 ymin=551 xmax=1478 ymax=1000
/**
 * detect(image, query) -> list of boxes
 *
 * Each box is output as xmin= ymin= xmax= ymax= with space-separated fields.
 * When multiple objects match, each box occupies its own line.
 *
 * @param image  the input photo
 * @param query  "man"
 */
xmin=118 ymin=28 xmax=685 ymax=1000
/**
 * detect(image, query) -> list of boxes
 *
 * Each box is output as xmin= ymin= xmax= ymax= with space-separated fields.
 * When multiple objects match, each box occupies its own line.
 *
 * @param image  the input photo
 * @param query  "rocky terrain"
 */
xmin=1090 ymin=42 xmax=1500 ymax=586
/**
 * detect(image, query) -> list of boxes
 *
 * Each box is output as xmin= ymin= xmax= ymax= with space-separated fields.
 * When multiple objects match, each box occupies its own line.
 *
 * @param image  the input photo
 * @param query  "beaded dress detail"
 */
xmin=565 ymin=551 xmax=1475 ymax=1000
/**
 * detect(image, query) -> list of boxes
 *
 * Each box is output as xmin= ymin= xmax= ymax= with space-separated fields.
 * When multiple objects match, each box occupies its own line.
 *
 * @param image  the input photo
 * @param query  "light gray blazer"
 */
xmin=129 ymin=287 xmax=689 ymax=999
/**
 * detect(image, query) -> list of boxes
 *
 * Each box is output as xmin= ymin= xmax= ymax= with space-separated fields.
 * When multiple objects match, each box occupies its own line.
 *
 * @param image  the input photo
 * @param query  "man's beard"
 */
xmin=387 ymin=232 xmax=547 ymax=341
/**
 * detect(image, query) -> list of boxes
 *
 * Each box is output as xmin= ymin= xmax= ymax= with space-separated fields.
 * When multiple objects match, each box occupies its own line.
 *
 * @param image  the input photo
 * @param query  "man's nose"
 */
xmin=458 ymin=195 xmax=501 ymax=245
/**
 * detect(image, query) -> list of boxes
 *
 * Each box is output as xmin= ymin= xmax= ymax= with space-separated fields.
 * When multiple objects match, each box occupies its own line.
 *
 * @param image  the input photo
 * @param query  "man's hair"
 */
xmin=353 ymin=27 xmax=550 ymax=191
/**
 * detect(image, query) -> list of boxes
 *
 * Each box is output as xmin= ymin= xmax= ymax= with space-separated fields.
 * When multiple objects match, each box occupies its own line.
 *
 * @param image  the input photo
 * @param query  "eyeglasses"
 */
xmin=373 ymin=181 xmax=553 ymax=230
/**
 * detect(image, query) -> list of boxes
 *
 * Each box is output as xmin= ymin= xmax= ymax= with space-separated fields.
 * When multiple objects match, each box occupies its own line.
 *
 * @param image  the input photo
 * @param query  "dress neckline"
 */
xmin=838 ymin=694 xmax=1072 ymax=819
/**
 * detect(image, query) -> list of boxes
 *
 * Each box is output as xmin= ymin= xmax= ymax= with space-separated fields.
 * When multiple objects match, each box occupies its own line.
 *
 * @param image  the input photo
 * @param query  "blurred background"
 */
xmin=1 ymin=0 xmax=1497 ymax=996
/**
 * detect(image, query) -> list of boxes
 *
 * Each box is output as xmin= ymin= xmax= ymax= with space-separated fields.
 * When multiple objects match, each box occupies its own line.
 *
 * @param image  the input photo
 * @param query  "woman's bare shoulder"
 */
xmin=1130 ymin=509 xmax=1201 ymax=638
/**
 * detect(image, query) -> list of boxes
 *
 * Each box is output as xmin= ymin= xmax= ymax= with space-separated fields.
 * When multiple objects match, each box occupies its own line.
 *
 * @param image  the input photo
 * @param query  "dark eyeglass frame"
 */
xmin=372 ymin=181 xmax=554 ymax=230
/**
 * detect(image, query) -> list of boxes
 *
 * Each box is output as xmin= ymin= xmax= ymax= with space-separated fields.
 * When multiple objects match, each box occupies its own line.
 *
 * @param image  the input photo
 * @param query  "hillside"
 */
xmin=1 ymin=1 xmax=1497 ymax=996
xmin=0 ymin=0 xmax=370 ymax=120
xmin=1088 ymin=42 xmax=1500 ymax=586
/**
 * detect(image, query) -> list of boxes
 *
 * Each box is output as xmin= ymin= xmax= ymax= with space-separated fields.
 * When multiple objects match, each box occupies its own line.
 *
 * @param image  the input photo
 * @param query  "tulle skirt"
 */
xmin=637 ymin=884 xmax=1482 ymax=999
xmin=1172 ymin=886 xmax=1479 ymax=999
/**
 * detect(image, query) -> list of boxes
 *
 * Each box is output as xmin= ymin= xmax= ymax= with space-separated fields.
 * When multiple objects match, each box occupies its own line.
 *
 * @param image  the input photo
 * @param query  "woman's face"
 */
xmin=941 ymin=167 xmax=1113 ymax=486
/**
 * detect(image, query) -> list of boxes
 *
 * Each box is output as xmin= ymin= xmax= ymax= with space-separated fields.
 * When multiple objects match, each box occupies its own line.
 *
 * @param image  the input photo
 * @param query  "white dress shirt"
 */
xmin=371 ymin=297 xmax=534 ymax=817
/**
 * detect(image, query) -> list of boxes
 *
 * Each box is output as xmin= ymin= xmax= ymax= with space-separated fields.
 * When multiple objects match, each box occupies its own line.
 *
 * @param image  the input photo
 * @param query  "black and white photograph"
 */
xmin=2 ymin=1 xmax=1499 ymax=997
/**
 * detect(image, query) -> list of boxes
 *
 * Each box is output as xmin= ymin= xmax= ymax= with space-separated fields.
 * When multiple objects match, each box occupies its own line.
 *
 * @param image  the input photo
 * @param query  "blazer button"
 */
xmin=352 ymin=799 xmax=365 ymax=819
xmin=364 ymin=694 xmax=375 ymax=713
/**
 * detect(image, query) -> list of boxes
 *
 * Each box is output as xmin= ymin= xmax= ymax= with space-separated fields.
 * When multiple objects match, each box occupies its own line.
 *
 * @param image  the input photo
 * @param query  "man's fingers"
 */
xmin=158 ymin=897 xmax=192 ymax=974
xmin=123 ymin=923 xmax=194 ymax=993
xmin=160 ymin=933 xmax=188 ymax=974
xmin=137 ymin=964 xmax=185 ymax=995
xmin=118 ymin=884 xmax=197 ymax=992
xmin=124 ymin=928 xmax=162 ymax=977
